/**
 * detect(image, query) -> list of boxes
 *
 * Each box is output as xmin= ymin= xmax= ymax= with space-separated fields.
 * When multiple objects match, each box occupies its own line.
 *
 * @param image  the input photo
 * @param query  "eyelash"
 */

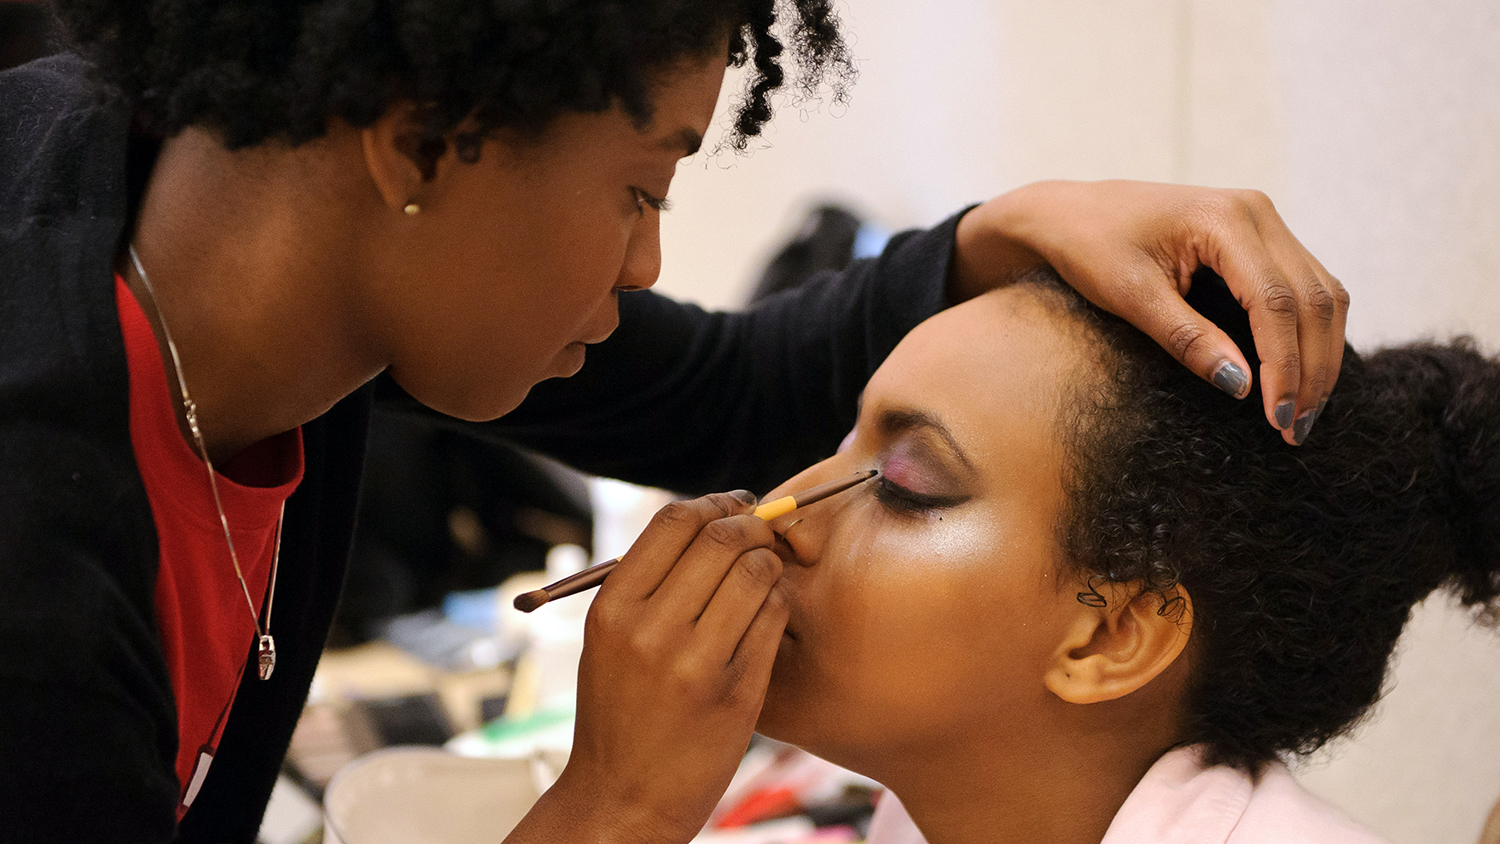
xmin=873 ymin=476 xmax=969 ymax=516
xmin=632 ymin=187 xmax=671 ymax=215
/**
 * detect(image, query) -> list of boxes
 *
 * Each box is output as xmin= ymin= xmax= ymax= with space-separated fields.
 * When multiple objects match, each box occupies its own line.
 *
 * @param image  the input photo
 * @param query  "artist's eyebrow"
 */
xmin=875 ymin=407 xmax=977 ymax=474
xmin=656 ymin=126 xmax=703 ymax=157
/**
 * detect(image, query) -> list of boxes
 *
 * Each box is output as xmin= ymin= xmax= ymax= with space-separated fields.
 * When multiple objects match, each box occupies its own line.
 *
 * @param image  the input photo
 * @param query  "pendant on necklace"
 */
xmin=258 ymin=634 xmax=277 ymax=680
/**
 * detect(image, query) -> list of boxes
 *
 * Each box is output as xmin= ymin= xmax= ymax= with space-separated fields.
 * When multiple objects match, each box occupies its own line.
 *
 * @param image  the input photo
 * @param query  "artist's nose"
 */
xmin=616 ymin=205 xmax=662 ymax=292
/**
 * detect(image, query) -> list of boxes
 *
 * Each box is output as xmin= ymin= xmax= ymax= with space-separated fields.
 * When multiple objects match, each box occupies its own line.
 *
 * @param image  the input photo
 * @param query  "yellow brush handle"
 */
xmin=752 ymin=496 xmax=798 ymax=521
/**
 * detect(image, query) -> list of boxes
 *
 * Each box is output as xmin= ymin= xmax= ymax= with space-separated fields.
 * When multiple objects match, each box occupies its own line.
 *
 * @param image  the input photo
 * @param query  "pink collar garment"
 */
xmin=865 ymin=745 xmax=1389 ymax=844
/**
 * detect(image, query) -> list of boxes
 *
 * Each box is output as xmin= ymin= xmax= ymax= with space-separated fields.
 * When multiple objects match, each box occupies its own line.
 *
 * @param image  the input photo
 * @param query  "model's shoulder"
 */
xmin=1234 ymin=763 xmax=1391 ymax=844
xmin=1102 ymin=748 xmax=1390 ymax=844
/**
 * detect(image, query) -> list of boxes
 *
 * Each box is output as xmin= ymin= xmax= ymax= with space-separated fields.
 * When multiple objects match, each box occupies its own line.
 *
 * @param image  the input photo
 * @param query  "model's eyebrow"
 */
xmin=875 ymin=407 xmax=977 ymax=474
xmin=656 ymin=126 xmax=703 ymax=157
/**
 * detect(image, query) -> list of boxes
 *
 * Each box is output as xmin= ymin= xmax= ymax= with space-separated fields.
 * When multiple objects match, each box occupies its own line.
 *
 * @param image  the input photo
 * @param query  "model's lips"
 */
xmin=778 ymin=597 xmax=804 ymax=642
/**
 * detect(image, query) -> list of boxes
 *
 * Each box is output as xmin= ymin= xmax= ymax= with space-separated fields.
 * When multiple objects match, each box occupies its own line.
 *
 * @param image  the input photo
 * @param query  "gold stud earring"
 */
xmin=403 ymin=202 xmax=421 ymax=215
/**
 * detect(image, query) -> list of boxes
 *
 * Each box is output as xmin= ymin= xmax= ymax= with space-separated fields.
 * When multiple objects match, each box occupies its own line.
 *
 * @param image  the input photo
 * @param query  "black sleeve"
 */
xmin=0 ymin=439 xmax=180 ymax=844
xmin=378 ymin=210 xmax=967 ymax=496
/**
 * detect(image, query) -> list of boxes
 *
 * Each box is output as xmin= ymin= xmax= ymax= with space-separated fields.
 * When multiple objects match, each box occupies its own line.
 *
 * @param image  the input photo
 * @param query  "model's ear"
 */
xmin=361 ymin=102 xmax=451 ymax=211
xmin=1044 ymin=581 xmax=1193 ymax=705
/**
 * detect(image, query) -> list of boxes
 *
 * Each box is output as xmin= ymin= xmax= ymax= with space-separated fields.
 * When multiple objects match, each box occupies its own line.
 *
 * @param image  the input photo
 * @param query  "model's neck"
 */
xmin=122 ymin=126 xmax=389 ymax=464
xmin=871 ymin=712 xmax=1178 ymax=844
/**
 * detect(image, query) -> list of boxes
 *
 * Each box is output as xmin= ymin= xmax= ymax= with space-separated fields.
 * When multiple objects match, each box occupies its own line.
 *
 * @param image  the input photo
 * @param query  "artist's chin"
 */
xmin=389 ymin=361 xmax=548 ymax=423
xmin=395 ymin=341 xmax=593 ymax=421
xmin=548 ymin=342 xmax=588 ymax=379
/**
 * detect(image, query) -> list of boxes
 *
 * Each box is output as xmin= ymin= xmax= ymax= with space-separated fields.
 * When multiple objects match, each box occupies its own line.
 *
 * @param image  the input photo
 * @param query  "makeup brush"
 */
xmin=512 ymin=469 xmax=878 ymax=613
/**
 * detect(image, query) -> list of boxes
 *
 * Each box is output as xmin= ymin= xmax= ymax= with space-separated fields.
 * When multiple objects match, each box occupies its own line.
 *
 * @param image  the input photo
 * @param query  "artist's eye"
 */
xmin=632 ymin=187 xmax=671 ymax=215
xmin=873 ymin=476 xmax=969 ymax=516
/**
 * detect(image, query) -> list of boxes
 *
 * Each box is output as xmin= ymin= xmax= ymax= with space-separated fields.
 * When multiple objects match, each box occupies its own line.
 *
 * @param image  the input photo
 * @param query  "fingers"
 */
xmin=598 ymin=492 xmax=781 ymax=665
xmin=1209 ymin=205 xmax=1302 ymax=428
xmin=695 ymin=547 xmax=784 ymax=665
xmin=1289 ymin=253 xmax=1349 ymax=445
xmin=652 ymin=514 xmax=777 ymax=627
xmin=1324 ymin=272 xmax=1351 ymax=402
xmin=1284 ymin=258 xmax=1335 ymax=444
xmin=727 ymin=584 xmax=790 ymax=692
xmin=1122 ymin=279 xmax=1255 ymax=400
xmin=1211 ymin=191 xmax=1349 ymax=444
xmin=603 ymin=491 xmax=757 ymax=602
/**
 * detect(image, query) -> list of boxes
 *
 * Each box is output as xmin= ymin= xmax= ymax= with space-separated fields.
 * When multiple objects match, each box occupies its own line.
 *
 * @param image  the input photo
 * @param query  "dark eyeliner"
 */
xmin=873 ymin=475 xmax=970 ymax=514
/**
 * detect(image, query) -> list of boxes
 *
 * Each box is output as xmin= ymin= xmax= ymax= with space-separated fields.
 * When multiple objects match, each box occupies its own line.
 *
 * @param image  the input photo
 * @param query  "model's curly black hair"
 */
xmin=1027 ymin=267 xmax=1500 ymax=772
xmin=49 ymin=0 xmax=854 ymax=152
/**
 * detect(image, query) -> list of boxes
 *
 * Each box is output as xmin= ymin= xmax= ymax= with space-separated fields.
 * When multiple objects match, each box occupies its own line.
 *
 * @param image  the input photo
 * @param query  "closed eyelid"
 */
xmin=632 ymin=187 xmax=670 ymax=213
xmin=871 ymin=407 xmax=977 ymax=476
xmin=875 ymin=475 xmax=971 ymax=510
xmin=880 ymin=440 xmax=963 ymax=495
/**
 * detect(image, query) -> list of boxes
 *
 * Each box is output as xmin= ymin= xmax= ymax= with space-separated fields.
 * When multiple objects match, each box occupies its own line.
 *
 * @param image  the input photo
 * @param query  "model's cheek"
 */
xmin=855 ymin=499 xmax=1004 ymax=574
xmin=840 ymin=507 xmax=1010 ymax=641
xmin=763 ymin=510 xmax=1010 ymax=743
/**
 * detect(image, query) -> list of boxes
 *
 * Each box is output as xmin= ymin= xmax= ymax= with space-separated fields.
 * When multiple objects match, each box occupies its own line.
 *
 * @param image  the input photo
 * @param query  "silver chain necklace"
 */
xmin=128 ymin=245 xmax=282 ymax=681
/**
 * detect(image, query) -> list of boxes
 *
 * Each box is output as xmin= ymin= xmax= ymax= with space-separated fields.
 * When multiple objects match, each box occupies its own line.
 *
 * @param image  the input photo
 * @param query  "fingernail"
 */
xmin=1212 ymin=361 xmax=1249 ymax=398
xmin=1292 ymin=410 xmax=1318 ymax=445
xmin=729 ymin=489 xmax=759 ymax=505
xmin=1274 ymin=400 xmax=1295 ymax=431
xmin=1318 ymin=397 xmax=1329 ymax=415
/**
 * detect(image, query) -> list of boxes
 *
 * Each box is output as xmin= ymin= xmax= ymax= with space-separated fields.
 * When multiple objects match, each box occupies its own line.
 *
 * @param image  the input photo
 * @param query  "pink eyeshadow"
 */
xmin=880 ymin=444 xmax=945 ymax=495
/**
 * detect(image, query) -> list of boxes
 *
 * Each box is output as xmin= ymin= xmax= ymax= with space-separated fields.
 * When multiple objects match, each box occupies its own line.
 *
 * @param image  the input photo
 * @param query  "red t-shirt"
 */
xmin=115 ymin=277 xmax=305 ymax=819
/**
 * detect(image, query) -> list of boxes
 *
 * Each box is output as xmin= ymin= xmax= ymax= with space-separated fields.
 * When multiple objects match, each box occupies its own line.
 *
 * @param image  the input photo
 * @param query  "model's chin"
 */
xmin=758 ymin=650 xmax=810 ymax=741
xmin=756 ymin=688 xmax=846 ymax=771
xmin=754 ymin=692 xmax=795 ymax=743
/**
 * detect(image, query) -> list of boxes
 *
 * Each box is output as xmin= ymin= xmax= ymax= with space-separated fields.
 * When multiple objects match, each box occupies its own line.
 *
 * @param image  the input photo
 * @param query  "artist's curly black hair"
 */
xmin=49 ymin=0 xmax=854 ymax=151
xmin=1029 ymin=267 xmax=1500 ymax=772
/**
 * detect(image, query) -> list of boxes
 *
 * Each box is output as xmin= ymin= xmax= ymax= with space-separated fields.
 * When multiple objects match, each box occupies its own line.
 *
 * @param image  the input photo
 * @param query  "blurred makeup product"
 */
xmin=512 ymin=470 xmax=878 ymax=612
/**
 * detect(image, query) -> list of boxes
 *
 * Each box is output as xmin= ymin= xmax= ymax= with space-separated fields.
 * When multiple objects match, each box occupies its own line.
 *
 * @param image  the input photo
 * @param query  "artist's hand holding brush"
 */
xmin=503 ymin=490 xmax=788 ymax=844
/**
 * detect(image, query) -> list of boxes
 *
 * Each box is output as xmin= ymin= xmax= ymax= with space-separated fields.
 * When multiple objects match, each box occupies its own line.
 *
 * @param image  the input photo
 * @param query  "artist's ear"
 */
xmin=361 ymin=102 xmax=451 ymax=211
xmin=1044 ymin=582 xmax=1193 ymax=705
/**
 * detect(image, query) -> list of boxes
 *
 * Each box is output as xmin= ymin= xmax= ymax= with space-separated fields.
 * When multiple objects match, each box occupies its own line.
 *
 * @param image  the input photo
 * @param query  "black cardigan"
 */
xmin=0 ymin=55 xmax=962 ymax=844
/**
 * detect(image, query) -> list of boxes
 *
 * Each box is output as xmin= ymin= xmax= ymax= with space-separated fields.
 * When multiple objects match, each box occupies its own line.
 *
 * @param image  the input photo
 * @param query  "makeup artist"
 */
xmin=0 ymin=2 xmax=1347 ymax=843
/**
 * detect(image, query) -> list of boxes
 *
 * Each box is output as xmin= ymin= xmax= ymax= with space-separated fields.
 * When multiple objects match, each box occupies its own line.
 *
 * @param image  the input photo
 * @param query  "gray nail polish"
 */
xmin=1212 ymin=361 xmax=1249 ymax=398
xmin=1274 ymin=401 xmax=1295 ymax=431
xmin=1318 ymin=397 xmax=1329 ymax=415
xmin=729 ymin=489 xmax=758 ymax=505
xmin=1292 ymin=410 xmax=1318 ymax=445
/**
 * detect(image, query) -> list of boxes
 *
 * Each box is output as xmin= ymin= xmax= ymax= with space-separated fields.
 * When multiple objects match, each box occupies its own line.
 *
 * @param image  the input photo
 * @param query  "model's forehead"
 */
xmin=862 ymin=286 xmax=1085 ymax=475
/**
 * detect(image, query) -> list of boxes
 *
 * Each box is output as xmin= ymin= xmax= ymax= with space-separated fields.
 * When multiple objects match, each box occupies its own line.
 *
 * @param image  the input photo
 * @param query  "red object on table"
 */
xmin=714 ymin=785 xmax=803 ymax=829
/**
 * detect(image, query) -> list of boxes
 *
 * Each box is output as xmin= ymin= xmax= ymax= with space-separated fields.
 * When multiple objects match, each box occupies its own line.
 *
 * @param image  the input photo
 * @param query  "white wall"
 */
xmin=651 ymin=2 xmax=1500 ymax=842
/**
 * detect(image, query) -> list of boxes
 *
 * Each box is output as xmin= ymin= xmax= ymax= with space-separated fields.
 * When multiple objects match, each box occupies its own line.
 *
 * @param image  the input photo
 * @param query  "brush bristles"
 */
xmin=513 ymin=590 xmax=551 ymax=613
